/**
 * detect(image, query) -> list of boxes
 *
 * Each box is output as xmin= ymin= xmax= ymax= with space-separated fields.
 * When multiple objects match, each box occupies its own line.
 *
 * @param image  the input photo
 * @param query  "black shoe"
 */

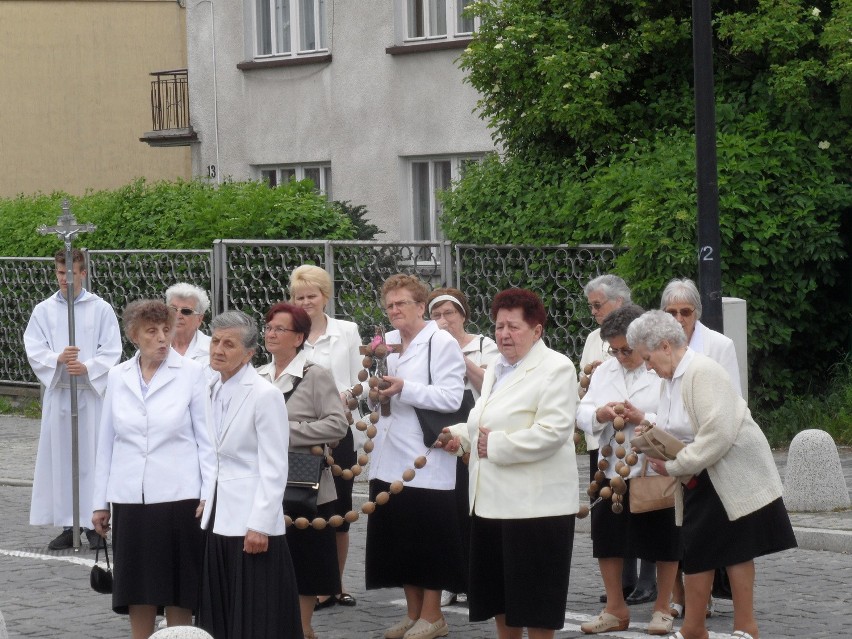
xmin=85 ymin=528 xmax=105 ymax=550
xmin=47 ymin=528 xmax=74 ymax=550
xmin=600 ymin=586 xmax=634 ymax=604
xmin=314 ymin=596 xmax=336 ymax=611
xmin=625 ymin=585 xmax=657 ymax=605
xmin=335 ymin=593 xmax=357 ymax=607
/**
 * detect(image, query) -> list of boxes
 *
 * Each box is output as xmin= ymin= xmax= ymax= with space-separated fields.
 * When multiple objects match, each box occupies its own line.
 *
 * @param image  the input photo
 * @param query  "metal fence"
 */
xmin=0 ymin=241 xmax=618 ymax=386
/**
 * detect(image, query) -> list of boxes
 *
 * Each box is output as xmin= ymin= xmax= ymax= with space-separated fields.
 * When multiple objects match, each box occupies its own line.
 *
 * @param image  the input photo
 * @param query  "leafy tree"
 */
xmin=444 ymin=0 xmax=851 ymax=404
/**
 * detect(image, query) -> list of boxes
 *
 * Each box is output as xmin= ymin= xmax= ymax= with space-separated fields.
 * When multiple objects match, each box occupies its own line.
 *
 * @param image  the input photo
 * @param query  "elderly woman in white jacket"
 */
xmin=441 ymin=288 xmax=579 ymax=639
xmin=576 ymin=304 xmax=679 ymax=636
xmin=92 ymin=300 xmax=216 ymax=639
xmin=626 ymin=311 xmax=796 ymax=639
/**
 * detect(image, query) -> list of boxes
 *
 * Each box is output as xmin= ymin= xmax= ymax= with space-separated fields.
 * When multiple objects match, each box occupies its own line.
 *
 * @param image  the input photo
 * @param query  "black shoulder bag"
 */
xmin=282 ymin=365 xmax=325 ymax=519
xmin=413 ymin=334 xmax=476 ymax=447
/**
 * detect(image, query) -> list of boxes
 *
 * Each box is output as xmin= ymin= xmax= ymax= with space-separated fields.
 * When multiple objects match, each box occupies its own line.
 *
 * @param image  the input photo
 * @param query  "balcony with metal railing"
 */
xmin=140 ymin=69 xmax=197 ymax=147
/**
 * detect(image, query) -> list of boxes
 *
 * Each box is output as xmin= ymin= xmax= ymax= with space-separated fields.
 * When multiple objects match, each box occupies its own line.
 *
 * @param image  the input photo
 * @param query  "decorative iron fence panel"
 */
xmin=0 ymin=258 xmax=59 ymax=385
xmin=87 ymin=250 xmax=213 ymax=360
xmin=1 ymin=242 xmax=617 ymax=387
xmin=455 ymin=244 xmax=620 ymax=360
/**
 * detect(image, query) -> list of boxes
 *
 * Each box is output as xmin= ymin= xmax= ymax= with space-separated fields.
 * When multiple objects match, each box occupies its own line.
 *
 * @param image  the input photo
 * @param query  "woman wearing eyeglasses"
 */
xmin=256 ymin=302 xmax=349 ymax=639
xmin=576 ymin=305 xmax=679 ymax=636
xmin=659 ymin=278 xmax=740 ymax=397
xmin=626 ymin=310 xmax=795 ymax=639
xmin=165 ymin=283 xmax=212 ymax=372
xmin=366 ymin=275 xmax=466 ymax=639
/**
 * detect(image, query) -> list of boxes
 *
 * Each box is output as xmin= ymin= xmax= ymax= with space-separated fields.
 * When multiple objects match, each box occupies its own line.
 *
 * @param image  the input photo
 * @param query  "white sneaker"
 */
xmin=440 ymin=591 xmax=457 ymax=606
xmin=156 ymin=618 xmax=168 ymax=630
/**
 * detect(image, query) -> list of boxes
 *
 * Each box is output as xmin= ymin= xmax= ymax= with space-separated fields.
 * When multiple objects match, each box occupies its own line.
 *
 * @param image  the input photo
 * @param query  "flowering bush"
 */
xmin=444 ymin=0 xmax=851 ymax=405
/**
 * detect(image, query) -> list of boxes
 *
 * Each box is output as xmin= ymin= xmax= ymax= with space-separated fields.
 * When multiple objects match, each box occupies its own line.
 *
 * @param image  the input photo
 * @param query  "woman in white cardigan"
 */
xmin=626 ymin=311 xmax=795 ymax=639
xmin=92 ymin=300 xmax=216 ymax=639
xmin=288 ymin=264 xmax=364 ymax=610
xmin=441 ymin=289 xmax=579 ymax=639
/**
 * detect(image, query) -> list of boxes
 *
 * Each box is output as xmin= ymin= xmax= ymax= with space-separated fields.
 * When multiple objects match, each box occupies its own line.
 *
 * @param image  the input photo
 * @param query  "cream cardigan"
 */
xmin=665 ymin=353 xmax=783 ymax=524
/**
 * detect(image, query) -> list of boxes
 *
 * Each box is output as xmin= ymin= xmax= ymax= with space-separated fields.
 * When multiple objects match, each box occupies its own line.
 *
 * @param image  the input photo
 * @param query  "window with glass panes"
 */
xmin=260 ymin=165 xmax=332 ymax=199
xmin=409 ymin=156 xmax=482 ymax=241
xmin=403 ymin=0 xmax=478 ymax=41
xmin=255 ymin=0 xmax=328 ymax=57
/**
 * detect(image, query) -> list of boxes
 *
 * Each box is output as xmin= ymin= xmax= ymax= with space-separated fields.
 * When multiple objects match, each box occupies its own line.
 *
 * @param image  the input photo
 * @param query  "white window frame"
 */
xmin=397 ymin=0 xmax=480 ymax=44
xmin=260 ymin=164 xmax=332 ymax=199
xmin=407 ymin=155 xmax=483 ymax=242
xmin=253 ymin=0 xmax=328 ymax=59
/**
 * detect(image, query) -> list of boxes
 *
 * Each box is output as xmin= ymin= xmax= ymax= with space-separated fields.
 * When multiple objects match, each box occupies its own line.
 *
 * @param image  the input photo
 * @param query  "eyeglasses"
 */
xmin=665 ymin=307 xmax=695 ymax=318
xmin=385 ymin=299 xmax=417 ymax=312
xmin=588 ymin=301 xmax=609 ymax=312
xmin=430 ymin=309 xmax=459 ymax=321
xmin=263 ymin=325 xmax=299 ymax=336
xmin=169 ymin=306 xmax=198 ymax=316
xmin=607 ymin=346 xmax=634 ymax=357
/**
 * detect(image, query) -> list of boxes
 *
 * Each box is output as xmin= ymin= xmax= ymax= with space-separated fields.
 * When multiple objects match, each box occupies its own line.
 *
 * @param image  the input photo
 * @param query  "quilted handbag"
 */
xmin=284 ymin=451 xmax=324 ymax=519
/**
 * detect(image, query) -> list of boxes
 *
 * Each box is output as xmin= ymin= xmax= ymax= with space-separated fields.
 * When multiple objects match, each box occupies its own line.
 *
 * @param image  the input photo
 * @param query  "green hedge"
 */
xmin=0 ymin=178 xmax=358 ymax=256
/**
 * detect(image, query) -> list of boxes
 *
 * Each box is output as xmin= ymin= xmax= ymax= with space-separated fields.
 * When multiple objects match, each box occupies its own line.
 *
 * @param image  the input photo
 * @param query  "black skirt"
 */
xmin=591 ymin=480 xmax=681 ymax=562
xmin=199 ymin=532 xmax=303 ymax=639
xmin=287 ymin=502 xmax=342 ymax=595
xmin=111 ymin=499 xmax=204 ymax=615
xmin=365 ymin=479 xmax=465 ymax=593
xmin=331 ymin=428 xmax=356 ymax=532
xmin=469 ymin=514 xmax=575 ymax=630
xmin=681 ymin=470 xmax=797 ymax=574
xmin=454 ymin=457 xmax=471 ymax=593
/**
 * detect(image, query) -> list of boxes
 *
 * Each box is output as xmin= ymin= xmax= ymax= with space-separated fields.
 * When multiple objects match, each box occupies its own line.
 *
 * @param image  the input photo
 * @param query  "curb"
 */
xmin=793 ymin=526 xmax=852 ymax=554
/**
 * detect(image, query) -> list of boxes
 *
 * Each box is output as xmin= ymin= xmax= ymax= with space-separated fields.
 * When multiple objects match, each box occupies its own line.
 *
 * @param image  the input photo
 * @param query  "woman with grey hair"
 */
xmin=626 ymin=310 xmax=795 ymax=639
xmin=165 ymin=283 xmax=212 ymax=369
xmin=659 ymin=278 xmax=740 ymax=396
xmin=580 ymin=275 xmax=653 ymax=606
xmin=198 ymin=311 xmax=302 ymax=639
xmin=92 ymin=300 xmax=215 ymax=639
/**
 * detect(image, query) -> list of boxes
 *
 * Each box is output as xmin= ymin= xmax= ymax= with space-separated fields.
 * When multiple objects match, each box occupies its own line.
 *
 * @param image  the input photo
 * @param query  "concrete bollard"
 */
xmin=783 ymin=429 xmax=850 ymax=512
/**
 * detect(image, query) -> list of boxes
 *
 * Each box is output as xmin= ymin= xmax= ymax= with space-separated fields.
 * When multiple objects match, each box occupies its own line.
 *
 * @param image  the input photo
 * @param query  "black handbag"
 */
xmin=282 ymin=367 xmax=326 ymax=519
xmin=89 ymin=541 xmax=113 ymax=594
xmin=284 ymin=451 xmax=325 ymax=519
xmin=413 ymin=334 xmax=476 ymax=447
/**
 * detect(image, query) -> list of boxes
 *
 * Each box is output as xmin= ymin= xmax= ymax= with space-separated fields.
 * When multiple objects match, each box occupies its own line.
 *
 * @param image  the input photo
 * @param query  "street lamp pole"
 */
xmin=692 ymin=0 xmax=723 ymax=332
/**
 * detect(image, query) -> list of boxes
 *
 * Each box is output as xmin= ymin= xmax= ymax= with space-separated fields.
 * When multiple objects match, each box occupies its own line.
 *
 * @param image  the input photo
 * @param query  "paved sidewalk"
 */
xmin=0 ymin=415 xmax=850 ymax=638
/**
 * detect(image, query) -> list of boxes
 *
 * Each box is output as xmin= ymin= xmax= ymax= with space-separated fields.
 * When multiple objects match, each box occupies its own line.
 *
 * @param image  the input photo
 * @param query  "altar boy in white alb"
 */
xmin=24 ymin=249 xmax=121 ymax=550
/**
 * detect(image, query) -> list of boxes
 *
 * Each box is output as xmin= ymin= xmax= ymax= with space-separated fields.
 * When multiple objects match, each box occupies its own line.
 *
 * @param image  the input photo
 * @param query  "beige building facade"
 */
xmin=0 ymin=0 xmax=191 ymax=198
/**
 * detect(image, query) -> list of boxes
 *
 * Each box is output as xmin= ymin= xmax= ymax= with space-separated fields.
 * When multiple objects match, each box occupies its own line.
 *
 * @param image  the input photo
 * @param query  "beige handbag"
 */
xmin=629 ymin=459 xmax=678 ymax=513
xmin=631 ymin=424 xmax=685 ymax=461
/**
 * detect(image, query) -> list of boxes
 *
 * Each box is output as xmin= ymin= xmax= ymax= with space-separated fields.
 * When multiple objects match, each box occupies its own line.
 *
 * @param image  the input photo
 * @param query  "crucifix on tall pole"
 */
xmin=37 ymin=199 xmax=96 ymax=552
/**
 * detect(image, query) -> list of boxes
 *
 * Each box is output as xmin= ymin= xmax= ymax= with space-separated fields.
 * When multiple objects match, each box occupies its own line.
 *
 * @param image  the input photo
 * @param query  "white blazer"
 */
xmin=93 ymin=349 xmax=216 ymax=509
xmin=576 ymin=357 xmax=662 ymax=480
xmin=448 ymin=339 xmax=580 ymax=519
xmin=579 ymin=327 xmax=611 ymax=450
xmin=690 ymin=321 xmax=741 ymax=397
xmin=201 ymin=366 xmax=290 ymax=537
xmin=303 ymin=315 xmax=363 ymax=393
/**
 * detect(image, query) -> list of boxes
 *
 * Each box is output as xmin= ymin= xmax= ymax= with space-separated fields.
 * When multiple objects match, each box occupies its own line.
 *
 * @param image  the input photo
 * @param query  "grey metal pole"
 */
xmin=38 ymin=200 xmax=96 ymax=552
xmin=692 ymin=0 xmax=723 ymax=332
